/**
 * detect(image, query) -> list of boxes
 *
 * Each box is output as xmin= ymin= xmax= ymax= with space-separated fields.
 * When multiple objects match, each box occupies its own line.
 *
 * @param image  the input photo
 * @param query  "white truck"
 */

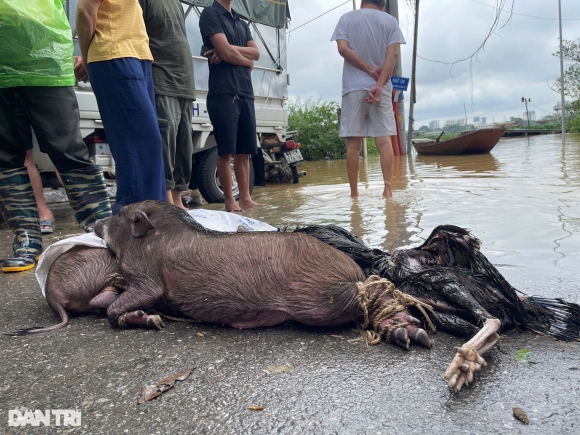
xmin=34 ymin=0 xmax=301 ymax=203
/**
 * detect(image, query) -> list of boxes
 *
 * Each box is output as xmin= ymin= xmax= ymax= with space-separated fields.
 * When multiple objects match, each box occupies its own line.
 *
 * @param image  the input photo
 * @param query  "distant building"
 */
xmin=473 ymin=117 xmax=480 ymax=123
xmin=445 ymin=118 xmax=464 ymax=126
xmin=554 ymin=101 xmax=571 ymax=115
xmin=523 ymin=111 xmax=536 ymax=122
xmin=428 ymin=120 xmax=440 ymax=130
xmin=481 ymin=116 xmax=487 ymax=124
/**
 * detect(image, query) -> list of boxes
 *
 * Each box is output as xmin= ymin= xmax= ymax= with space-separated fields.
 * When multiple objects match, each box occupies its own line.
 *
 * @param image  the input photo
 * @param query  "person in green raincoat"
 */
xmin=0 ymin=0 xmax=112 ymax=273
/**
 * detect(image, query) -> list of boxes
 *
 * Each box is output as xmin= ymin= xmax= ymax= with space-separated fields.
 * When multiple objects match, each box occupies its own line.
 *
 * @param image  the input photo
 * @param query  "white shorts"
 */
xmin=339 ymin=90 xmax=396 ymax=138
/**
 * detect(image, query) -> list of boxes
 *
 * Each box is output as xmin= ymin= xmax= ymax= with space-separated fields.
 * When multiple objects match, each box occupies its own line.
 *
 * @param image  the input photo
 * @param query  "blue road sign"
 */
xmin=391 ymin=76 xmax=409 ymax=91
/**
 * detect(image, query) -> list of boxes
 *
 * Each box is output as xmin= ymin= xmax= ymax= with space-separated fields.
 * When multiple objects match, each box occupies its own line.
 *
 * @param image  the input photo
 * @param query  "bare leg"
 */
xmin=217 ymin=153 xmax=240 ymax=212
xmin=171 ymin=189 xmax=188 ymax=211
xmin=346 ymin=137 xmax=363 ymax=197
xmin=374 ymin=135 xmax=394 ymax=198
xmin=24 ymin=150 xmax=54 ymax=231
xmin=54 ymin=168 xmax=64 ymax=187
xmin=166 ymin=189 xmax=175 ymax=206
xmin=444 ymin=318 xmax=501 ymax=392
xmin=235 ymin=154 xmax=260 ymax=209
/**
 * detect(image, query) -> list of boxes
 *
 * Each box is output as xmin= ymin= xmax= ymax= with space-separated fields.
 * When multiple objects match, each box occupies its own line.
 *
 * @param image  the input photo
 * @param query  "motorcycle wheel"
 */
xmin=291 ymin=165 xmax=299 ymax=184
xmin=196 ymin=147 xmax=254 ymax=203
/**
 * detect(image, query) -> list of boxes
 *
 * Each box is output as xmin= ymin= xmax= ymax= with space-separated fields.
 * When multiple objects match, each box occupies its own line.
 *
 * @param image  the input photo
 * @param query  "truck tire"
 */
xmin=196 ymin=147 xmax=254 ymax=203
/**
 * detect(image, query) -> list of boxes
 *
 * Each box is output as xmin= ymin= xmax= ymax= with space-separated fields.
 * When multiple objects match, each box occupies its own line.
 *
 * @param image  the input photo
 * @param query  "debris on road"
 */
xmin=512 ymin=407 xmax=529 ymax=425
xmin=138 ymin=369 xmax=194 ymax=404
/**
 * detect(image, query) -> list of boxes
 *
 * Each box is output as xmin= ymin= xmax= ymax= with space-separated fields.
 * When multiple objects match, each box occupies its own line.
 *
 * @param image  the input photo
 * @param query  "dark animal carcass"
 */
xmin=297 ymin=224 xmax=580 ymax=391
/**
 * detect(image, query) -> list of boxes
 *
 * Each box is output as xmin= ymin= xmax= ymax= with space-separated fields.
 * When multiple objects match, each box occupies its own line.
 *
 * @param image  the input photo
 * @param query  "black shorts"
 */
xmin=15 ymin=97 xmax=34 ymax=151
xmin=207 ymin=94 xmax=257 ymax=156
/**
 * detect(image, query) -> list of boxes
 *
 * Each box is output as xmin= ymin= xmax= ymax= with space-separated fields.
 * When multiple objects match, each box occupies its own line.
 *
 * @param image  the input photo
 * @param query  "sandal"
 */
xmin=39 ymin=219 xmax=55 ymax=234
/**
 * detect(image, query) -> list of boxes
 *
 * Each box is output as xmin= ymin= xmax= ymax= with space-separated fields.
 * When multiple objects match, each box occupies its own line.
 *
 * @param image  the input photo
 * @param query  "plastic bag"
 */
xmin=0 ymin=0 xmax=75 ymax=88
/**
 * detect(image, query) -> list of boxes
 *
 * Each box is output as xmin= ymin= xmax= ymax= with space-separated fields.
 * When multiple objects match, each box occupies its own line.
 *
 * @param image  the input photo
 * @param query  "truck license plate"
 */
xmin=285 ymin=149 xmax=303 ymax=164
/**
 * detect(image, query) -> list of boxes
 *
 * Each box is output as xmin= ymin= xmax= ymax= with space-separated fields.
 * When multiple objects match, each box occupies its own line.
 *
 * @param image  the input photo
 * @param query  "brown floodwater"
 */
xmin=217 ymin=133 xmax=580 ymax=300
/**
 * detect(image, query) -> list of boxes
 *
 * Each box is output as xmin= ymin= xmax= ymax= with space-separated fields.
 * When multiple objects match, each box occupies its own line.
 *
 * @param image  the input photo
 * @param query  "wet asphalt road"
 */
xmin=1 ymin=205 xmax=580 ymax=434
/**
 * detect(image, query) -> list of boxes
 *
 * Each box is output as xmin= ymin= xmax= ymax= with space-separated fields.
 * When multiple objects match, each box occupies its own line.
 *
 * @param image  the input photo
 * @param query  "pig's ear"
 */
xmin=131 ymin=211 xmax=155 ymax=238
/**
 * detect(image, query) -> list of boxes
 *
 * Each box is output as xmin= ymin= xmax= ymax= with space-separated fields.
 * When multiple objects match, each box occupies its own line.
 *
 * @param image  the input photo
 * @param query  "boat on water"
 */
xmin=412 ymin=127 xmax=508 ymax=156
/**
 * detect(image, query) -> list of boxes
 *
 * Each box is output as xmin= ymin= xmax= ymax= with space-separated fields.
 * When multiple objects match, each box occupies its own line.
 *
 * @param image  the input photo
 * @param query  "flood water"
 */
xmin=212 ymin=133 xmax=580 ymax=300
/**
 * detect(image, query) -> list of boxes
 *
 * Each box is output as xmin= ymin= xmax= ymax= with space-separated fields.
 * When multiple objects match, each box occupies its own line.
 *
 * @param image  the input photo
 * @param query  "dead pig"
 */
xmin=7 ymin=246 xmax=124 ymax=335
xmin=93 ymin=200 xmax=432 ymax=349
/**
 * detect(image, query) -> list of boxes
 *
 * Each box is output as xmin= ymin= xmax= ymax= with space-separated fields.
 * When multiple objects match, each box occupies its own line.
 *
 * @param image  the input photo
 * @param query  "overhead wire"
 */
xmin=470 ymin=0 xmax=580 ymax=21
xmin=287 ymin=1 xmax=350 ymax=34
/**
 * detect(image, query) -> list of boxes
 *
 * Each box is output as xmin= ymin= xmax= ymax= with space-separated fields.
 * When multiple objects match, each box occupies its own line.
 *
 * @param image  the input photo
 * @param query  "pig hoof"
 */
xmin=389 ymin=327 xmax=410 ymax=351
xmin=147 ymin=315 xmax=164 ymax=330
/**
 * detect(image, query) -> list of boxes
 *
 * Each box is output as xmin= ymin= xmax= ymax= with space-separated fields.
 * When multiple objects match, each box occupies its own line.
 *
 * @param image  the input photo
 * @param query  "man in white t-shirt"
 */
xmin=331 ymin=0 xmax=406 ymax=198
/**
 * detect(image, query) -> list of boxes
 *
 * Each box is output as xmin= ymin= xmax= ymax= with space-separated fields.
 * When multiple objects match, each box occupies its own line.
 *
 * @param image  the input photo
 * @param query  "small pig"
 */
xmin=92 ymin=200 xmax=433 ymax=352
xmin=7 ymin=246 xmax=123 ymax=335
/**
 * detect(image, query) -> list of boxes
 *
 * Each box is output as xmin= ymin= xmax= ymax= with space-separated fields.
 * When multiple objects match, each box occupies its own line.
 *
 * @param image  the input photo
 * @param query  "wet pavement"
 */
xmin=1 ymin=134 xmax=579 ymax=434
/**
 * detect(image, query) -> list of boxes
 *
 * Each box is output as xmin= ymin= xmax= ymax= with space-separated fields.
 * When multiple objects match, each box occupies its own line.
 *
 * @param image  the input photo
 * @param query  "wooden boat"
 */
xmin=412 ymin=127 xmax=508 ymax=155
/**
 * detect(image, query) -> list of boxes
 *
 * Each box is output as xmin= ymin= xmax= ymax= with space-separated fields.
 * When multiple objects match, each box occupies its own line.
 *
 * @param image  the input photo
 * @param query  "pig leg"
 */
xmin=106 ymin=285 xmax=164 ymax=330
xmin=89 ymin=291 xmax=121 ymax=313
xmin=119 ymin=310 xmax=165 ymax=330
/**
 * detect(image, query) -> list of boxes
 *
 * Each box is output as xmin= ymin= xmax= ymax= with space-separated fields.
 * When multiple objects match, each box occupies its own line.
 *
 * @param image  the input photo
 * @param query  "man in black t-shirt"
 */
xmin=199 ymin=0 xmax=260 ymax=212
xmin=139 ymin=0 xmax=196 ymax=211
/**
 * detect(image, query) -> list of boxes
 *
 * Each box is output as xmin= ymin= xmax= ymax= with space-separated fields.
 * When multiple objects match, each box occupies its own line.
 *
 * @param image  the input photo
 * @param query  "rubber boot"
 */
xmin=0 ymin=167 xmax=43 ymax=273
xmin=60 ymin=165 xmax=112 ymax=232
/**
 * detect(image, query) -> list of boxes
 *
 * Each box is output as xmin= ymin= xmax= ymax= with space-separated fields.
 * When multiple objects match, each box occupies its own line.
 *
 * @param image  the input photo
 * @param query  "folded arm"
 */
xmin=207 ymin=33 xmax=256 ymax=67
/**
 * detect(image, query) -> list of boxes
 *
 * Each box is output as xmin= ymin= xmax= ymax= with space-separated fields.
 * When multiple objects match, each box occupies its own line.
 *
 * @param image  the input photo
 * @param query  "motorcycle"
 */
xmin=261 ymin=131 xmax=306 ymax=184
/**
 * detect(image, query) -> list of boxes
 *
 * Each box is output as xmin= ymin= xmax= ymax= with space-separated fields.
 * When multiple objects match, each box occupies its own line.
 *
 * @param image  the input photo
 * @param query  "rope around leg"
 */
xmin=101 ymin=272 xmax=127 ymax=293
xmin=357 ymin=275 xmax=436 ymax=345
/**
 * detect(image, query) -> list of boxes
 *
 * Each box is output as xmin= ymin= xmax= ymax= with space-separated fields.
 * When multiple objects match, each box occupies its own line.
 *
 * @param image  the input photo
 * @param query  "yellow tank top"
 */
xmin=87 ymin=0 xmax=153 ymax=63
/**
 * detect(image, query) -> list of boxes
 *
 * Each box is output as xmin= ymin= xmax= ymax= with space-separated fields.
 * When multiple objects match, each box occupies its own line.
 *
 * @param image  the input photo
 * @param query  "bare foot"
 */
xmin=238 ymin=199 xmax=261 ymax=209
xmin=225 ymin=199 xmax=241 ymax=213
xmin=350 ymin=190 xmax=359 ymax=198
xmin=382 ymin=185 xmax=392 ymax=199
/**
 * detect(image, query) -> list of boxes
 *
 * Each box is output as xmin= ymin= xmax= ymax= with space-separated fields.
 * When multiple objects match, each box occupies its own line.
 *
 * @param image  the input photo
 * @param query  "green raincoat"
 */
xmin=0 ymin=0 xmax=75 ymax=88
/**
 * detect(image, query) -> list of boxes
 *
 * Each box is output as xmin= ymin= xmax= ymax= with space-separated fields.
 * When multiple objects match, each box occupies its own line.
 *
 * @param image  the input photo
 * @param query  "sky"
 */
xmin=284 ymin=0 xmax=580 ymax=128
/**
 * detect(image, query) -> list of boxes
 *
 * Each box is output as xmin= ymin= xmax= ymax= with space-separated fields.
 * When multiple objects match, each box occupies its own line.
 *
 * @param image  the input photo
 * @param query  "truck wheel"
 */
xmin=291 ymin=165 xmax=299 ymax=184
xmin=196 ymin=147 xmax=254 ymax=203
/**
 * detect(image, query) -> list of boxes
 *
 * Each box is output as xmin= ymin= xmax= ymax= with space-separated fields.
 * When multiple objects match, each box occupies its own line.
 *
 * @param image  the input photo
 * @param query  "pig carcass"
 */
xmin=94 ymin=200 xmax=433 ymax=347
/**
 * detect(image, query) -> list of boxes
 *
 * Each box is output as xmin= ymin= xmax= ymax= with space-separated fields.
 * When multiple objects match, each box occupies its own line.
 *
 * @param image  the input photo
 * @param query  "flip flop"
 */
xmin=226 ymin=209 xmax=243 ymax=214
xmin=39 ymin=219 xmax=55 ymax=234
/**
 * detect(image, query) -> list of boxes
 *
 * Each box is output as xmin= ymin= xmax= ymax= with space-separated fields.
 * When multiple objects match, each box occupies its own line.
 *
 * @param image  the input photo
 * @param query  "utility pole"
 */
xmin=407 ymin=0 xmax=419 ymax=153
xmin=522 ymin=97 xmax=531 ymax=128
xmin=388 ymin=0 xmax=406 ymax=153
xmin=558 ymin=0 xmax=566 ymax=144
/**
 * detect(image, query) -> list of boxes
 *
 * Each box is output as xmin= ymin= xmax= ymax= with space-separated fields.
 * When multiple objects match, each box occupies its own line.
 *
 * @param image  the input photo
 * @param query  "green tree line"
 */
xmin=287 ymin=97 xmax=380 ymax=161
xmin=553 ymin=39 xmax=580 ymax=132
